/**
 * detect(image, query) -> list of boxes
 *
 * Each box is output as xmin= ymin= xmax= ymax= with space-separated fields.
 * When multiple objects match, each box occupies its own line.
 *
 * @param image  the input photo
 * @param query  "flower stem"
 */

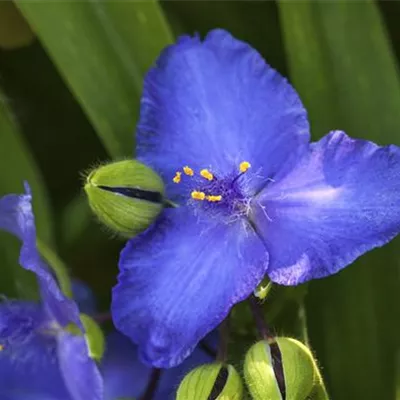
xmin=248 ymin=295 xmax=274 ymax=340
xmin=140 ymin=368 xmax=162 ymax=400
xmin=248 ymin=295 xmax=286 ymax=397
xmin=216 ymin=318 xmax=230 ymax=363
xmin=93 ymin=312 xmax=112 ymax=324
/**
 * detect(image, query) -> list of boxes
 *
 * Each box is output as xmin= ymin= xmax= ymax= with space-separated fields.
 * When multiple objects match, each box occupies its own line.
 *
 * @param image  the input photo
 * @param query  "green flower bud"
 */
xmin=84 ymin=160 xmax=166 ymax=238
xmin=244 ymin=338 xmax=319 ymax=400
xmin=177 ymin=363 xmax=243 ymax=400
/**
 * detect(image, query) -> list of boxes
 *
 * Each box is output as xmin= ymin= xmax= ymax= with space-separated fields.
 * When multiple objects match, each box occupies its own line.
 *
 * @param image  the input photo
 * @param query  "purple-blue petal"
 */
xmin=112 ymin=206 xmax=268 ymax=367
xmin=156 ymin=334 xmax=216 ymax=399
xmin=253 ymin=131 xmax=400 ymax=285
xmin=57 ymin=332 xmax=103 ymax=400
xmin=0 ymin=301 xmax=70 ymax=400
xmin=101 ymin=331 xmax=215 ymax=400
xmin=137 ymin=29 xmax=309 ymax=195
xmin=72 ymin=280 xmax=97 ymax=315
xmin=0 ymin=183 xmax=81 ymax=328
xmin=101 ymin=331 xmax=151 ymax=400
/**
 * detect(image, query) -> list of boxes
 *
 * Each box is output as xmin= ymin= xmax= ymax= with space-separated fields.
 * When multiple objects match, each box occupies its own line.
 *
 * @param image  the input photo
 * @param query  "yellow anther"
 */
xmin=183 ymin=166 xmax=194 ymax=176
xmin=0 ymin=344 xmax=4 ymax=351
xmin=173 ymin=171 xmax=182 ymax=184
xmin=200 ymin=169 xmax=214 ymax=181
xmin=239 ymin=161 xmax=251 ymax=173
xmin=191 ymin=191 xmax=206 ymax=201
xmin=206 ymin=195 xmax=222 ymax=202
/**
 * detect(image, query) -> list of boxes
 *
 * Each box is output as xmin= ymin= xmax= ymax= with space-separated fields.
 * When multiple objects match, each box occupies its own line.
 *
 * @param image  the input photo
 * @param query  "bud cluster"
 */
xmin=176 ymin=337 xmax=328 ymax=400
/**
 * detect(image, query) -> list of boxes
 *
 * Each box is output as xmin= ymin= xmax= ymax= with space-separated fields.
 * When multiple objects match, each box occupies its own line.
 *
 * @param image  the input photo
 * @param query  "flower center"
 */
xmin=172 ymin=161 xmax=253 ymax=220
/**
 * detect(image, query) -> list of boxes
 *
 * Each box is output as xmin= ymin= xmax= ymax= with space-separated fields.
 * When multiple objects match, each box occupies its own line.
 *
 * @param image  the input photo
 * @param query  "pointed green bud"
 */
xmin=244 ymin=338 xmax=319 ymax=400
xmin=177 ymin=363 xmax=243 ymax=400
xmin=84 ymin=160 xmax=165 ymax=237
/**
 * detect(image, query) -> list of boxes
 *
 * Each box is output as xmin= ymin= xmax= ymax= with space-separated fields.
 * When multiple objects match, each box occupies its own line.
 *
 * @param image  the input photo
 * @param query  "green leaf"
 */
xmin=279 ymin=1 xmax=400 ymax=398
xmin=14 ymin=1 xmax=174 ymax=246
xmin=15 ymin=0 xmax=173 ymax=158
xmin=0 ymin=94 xmax=52 ymax=298
xmin=163 ymin=1 xmax=287 ymax=74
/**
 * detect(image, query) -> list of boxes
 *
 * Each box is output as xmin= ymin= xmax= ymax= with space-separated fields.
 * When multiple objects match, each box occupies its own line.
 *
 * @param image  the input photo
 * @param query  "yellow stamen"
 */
xmin=183 ymin=166 xmax=194 ymax=176
xmin=200 ymin=169 xmax=214 ymax=181
xmin=206 ymin=195 xmax=222 ymax=202
xmin=239 ymin=161 xmax=251 ymax=173
xmin=0 ymin=344 xmax=4 ymax=351
xmin=173 ymin=171 xmax=182 ymax=184
xmin=191 ymin=191 xmax=206 ymax=200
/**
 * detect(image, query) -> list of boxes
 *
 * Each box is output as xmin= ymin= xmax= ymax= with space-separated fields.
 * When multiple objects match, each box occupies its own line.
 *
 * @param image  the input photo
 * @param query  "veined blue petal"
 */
xmin=101 ymin=331 xmax=151 ymax=400
xmin=253 ymin=131 xmax=400 ymax=285
xmin=0 ymin=301 xmax=70 ymax=400
xmin=0 ymin=183 xmax=81 ymax=328
xmin=57 ymin=332 xmax=103 ymax=400
xmin=72 ymin=280 xmax=97 ymax=315
xmin=102 ymin=331 xmax=216 ymax=400
xmin=137 ymin=29 xmax=309 ymax=195
xmin=112 ymin=207 xmax=268 ymax=368
xmin=156 ymin=333 xmax=216 ymax=399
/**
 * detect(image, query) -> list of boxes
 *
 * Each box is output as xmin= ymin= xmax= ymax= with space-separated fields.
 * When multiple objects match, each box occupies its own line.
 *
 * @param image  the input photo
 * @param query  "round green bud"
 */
xmin=177 ymin=363 xmax=243 ymax=400
xmin=244 ymin=338 xmax=317 ymax=400
xmin=84 ymin=160 xmax=166 ymax=238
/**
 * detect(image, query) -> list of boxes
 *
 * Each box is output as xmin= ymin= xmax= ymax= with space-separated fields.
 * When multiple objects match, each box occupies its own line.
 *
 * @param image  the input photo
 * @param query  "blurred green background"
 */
xmin=0 ymin=1 xmax=399 ymax=399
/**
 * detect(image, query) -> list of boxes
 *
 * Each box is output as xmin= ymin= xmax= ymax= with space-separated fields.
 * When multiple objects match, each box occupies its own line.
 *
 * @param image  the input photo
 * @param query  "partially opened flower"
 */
xmin=0 ymin=184 xmax=102 ymax=400
xmin=112 ymin=29 xmax=400 ymax=367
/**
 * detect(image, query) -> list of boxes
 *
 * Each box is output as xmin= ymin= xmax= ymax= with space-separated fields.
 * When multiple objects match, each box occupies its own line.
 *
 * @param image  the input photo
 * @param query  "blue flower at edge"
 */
xmin=112 ymin=29 xmax=400 ymax=368
xmin=0 ymin=183 xmax=103 ymax=400
xmin=0 ymin=187 xmax=215 ymax=399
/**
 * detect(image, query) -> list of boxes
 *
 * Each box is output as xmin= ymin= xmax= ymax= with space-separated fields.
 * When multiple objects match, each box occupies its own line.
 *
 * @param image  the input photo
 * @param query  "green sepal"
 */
xmin=244 ymin=338 xmax=327 ymax=400
xmin=244 ymin=341 xmax=282 ymax=400
xmin=84 ymin=159 xmax=165 ymax=238
xmin=80 ymin=313 xmax=105 ymax=361
xmin=64 ymin=314 xmax=105 ymax=361
xmin=177 ymin=362 xmax=243 ymax=400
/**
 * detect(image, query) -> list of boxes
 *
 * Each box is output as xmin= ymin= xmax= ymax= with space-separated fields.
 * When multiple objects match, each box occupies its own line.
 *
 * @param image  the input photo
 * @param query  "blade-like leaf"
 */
xmin=15 ymin=0 xmax=173 ymax=158
xmin=279 ymin=1 xmax=400 ymax=398
xmin=14 ymin=1 xmax=174 ymax=246
xmin=0 ymin=94 xmax=52 ymax=298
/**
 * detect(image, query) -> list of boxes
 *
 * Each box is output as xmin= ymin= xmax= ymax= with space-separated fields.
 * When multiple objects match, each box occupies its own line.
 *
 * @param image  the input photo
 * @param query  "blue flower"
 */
xmin=112 ymin=29 xmax=400 ymax=367
xmin=0 ymin=183 xmax=102 ymax=400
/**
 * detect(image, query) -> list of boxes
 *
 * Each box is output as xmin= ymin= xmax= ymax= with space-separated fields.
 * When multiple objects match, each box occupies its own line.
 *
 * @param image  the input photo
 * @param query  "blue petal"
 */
xmin=0 ymin=301 xmax=70 ymax=400
xmin=156 ymin=334 xmax=216 ymax=399
xmin=102 ymin=331 xmax=151 ymax=400
xmin=112 ymin=207 xmax=268 ymax=367
xmin=0 ymin=183 xmax=81 ymax=328
xmin=57 ymin=332 xmax=103 ymax=400
xmin=137 ymin=29 xmax=309 ymax=194
xmin=101 ymin=331 xmax=215 ymax=400
xmin=253 ymin=131 xmax=400 ymax=285
xmin=72 ymin=280 xmax=97 ymax=315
